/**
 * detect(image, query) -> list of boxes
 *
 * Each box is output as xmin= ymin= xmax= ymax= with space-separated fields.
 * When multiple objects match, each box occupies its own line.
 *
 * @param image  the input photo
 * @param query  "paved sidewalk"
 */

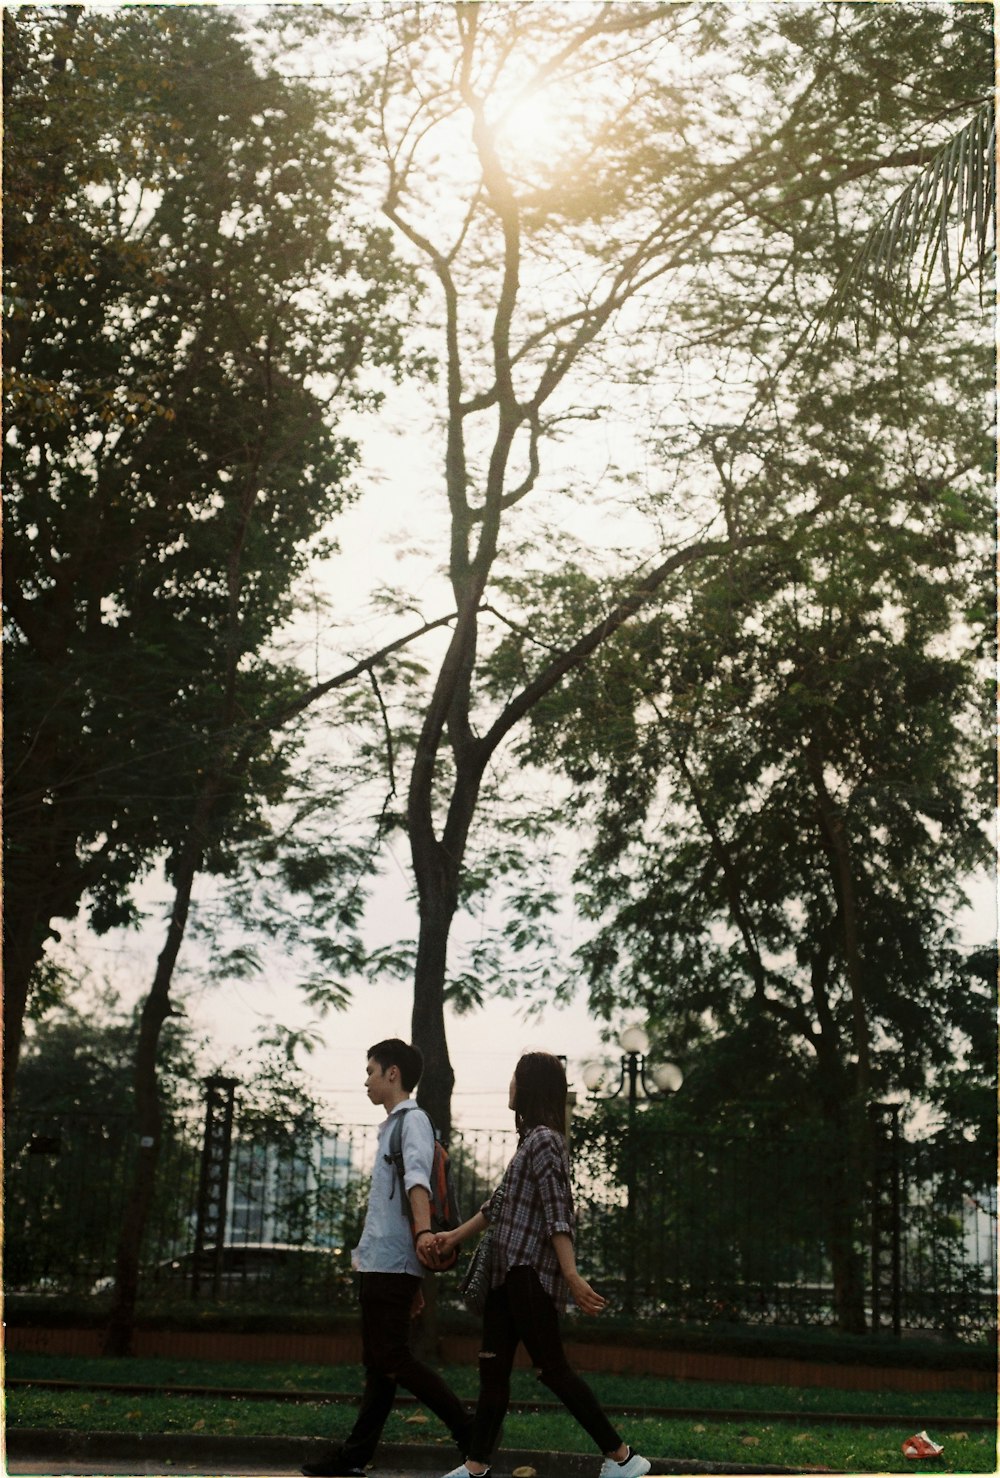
xmin=5 ymin=1432 xmax=828 ymax=1477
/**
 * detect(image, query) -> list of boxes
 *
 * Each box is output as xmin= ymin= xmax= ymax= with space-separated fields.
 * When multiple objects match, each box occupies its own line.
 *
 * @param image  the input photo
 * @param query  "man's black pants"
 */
xmin=339 ymin=1272 xmax=471 ymax=1469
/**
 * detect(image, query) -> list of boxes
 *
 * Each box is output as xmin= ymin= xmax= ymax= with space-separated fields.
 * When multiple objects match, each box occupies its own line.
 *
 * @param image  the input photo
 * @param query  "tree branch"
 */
xmin=477 ymin=534 xmax=770 ymax=763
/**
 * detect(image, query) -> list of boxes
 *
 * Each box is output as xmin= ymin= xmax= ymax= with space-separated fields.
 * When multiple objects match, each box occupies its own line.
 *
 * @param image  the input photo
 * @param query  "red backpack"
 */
xmin=385 ymin=1108 xmax=462 ymax=1269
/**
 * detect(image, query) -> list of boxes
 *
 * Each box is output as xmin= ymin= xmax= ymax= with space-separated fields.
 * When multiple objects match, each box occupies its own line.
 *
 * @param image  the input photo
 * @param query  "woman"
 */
xmin=433 ymin=1052 xmax=651 ymax=1478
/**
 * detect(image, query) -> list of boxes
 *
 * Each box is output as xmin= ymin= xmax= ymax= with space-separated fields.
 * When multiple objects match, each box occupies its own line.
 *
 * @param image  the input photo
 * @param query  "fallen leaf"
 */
xmin=793 ymin=1433 xmax=813 ymax=1443
xmin=191 ymin=1419 xmax=205 ymax=1431
xmin=952 ymin=1433 xmax=968 ymax=1441
xmin=126 ymin=1411 xmax=142 ymax=1421
xmin=691 ymin=1424 xmax=706 ymax=1434
xmin=512 ymin=1467 xmax=537 ymax=1477
xmin=404 ymin=1414 xmax=429 ymax=1425
xmin=739 ymin=1436 xmax=761 ymax=1447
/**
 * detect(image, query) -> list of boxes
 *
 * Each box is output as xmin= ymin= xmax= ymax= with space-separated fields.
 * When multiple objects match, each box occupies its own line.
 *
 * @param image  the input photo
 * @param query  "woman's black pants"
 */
xmin=467 ymin=1265 xmax=622 ymax=1465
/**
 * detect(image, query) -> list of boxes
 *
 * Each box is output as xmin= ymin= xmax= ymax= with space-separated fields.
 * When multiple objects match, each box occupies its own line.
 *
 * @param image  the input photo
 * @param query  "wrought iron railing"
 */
xmin=4 ymin=1102 xmax=995 ymax=1337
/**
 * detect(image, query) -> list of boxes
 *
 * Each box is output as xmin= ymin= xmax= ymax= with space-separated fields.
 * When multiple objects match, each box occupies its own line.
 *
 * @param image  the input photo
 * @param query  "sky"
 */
xmin=67 ymin=864 xmax=659 ymax=1135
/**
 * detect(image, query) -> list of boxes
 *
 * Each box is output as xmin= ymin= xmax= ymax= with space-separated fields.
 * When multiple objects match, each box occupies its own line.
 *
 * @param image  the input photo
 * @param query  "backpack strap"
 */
xmin=384 ymin=1106 xmax=434 ymax=1218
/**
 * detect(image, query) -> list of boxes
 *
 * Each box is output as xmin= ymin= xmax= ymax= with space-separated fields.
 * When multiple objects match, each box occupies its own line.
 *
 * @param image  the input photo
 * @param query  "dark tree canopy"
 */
xmin=508 ymin=292 xmax=992 ymax=1108
xmin=2 ymin=4 xmax=415 ymax=1096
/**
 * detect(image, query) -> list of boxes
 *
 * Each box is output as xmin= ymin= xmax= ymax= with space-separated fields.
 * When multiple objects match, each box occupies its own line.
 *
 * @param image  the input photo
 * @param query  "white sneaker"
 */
xmin=440 ymin=1467 xmax=490 ymax=1478
xmin=599 ymin=1451 xmax=651 ymax=1478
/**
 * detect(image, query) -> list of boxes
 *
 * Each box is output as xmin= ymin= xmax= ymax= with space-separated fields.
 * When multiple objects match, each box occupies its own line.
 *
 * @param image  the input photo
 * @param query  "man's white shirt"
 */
xmin=352 ymin=1100 xmax=435 ymax=1276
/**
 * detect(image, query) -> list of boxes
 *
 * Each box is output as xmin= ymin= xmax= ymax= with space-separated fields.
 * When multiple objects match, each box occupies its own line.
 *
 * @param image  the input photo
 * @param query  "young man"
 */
xmin=301 ymin=1039 xmax=472 ymax=1478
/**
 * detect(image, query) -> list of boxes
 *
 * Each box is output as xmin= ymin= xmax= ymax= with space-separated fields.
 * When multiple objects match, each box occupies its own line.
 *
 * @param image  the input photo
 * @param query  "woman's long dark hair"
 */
xmin=513 ymin=1052 xmax=567 ymax=1140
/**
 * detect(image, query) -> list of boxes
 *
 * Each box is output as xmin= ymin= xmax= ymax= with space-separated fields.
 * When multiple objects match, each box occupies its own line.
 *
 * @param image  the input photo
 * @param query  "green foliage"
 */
xmin=924 ymin=947 xmax=998 ymax=1197
xmin=2 ymin=5 xmax=414 ymax=1036
xmin=187 ymin=759 xmax=380 ymax=1020
xmin=493 ymin=103 xmax=994 ymax=1334
xmin=508 ymin=252 xmax=993 ymax=1146
xmin=22 ymin=956 xmax=75 ymax=1022
xmin=572 ymin=1098 xmax=838 ymax=1321
xmin=6 ymin=986 xmax=206 ymax=1293
xmin=13 ymin=982 xmax=205 ymax=1118
xmin=8 ymin=5 xmax=994 ymax=1180
xmin=232 ymin=1024 xmax=331 ymax=1140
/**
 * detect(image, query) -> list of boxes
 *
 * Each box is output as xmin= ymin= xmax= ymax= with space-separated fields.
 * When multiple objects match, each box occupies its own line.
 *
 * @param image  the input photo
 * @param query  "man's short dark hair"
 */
xmin=368 ymin=1038 xmax=423 ymax=1092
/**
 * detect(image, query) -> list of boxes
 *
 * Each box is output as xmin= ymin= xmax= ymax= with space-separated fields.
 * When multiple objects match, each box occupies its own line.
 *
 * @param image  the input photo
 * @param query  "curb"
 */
xmin=6 ymin=1431 xmax=837 ymax=1476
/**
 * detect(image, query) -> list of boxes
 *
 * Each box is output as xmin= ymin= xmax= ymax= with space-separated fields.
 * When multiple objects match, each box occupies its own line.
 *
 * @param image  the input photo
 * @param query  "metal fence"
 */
xmin=4 ymin=1098 xmax=995 ymax=1338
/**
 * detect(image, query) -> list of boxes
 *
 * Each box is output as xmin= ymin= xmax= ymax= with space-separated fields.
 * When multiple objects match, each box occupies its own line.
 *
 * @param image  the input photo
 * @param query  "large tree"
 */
xmin=504 ymin=271 xmax=992 ymax=1329
xmin=322 ymin=0 xmax=993 ymax=1135
xmin=2 ymin=4 xmax=415 ymax=1104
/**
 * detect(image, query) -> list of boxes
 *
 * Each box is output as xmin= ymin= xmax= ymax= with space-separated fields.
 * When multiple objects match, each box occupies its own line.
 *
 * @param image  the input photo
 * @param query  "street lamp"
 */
xmin=581 ymin=1026 xmax=682 ymax=1313
xmin=582 ymin=1025 xmax=683 ymax=1103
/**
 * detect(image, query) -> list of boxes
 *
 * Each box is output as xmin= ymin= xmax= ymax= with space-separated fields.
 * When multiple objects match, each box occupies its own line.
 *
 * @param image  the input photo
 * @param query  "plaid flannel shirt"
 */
xmin=481 ymin=1125 xmax=575 ymax=1308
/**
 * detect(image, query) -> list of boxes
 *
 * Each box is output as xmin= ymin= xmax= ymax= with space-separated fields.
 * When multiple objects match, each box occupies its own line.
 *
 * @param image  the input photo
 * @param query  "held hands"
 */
xmin=415 ymin=1230 xmax=443 ymax=1270
xmin=431 ymin=1227 xmax=461 ymax=1263
xmin=567 ymin=1271 xmax=607 ymax=1316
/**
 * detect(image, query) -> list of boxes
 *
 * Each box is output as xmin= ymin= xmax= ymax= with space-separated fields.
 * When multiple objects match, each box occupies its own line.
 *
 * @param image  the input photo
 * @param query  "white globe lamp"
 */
xmin=619 ymin=1024 xmax=650 ymax=1056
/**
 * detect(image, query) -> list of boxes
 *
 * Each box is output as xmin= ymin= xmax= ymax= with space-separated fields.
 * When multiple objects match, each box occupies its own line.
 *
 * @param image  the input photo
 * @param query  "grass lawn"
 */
xmin=7 ymin=1353 xmax=996 ymax=1475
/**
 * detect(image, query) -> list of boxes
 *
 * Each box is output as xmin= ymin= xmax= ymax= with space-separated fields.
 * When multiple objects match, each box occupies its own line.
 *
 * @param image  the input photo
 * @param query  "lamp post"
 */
xmin=582 ymin=1026 xmax=682 ymax=1314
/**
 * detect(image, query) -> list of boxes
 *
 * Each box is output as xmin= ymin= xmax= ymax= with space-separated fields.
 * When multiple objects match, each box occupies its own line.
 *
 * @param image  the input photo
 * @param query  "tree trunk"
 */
xmin=810 ymin=946 xmax=869 ymax=1334
xmin=103 ymin=844 xmax=201 ymax=1355
xmin=411 ymin=872 xmax=459 ymax=1142
xmin=804 ymin=736 xmax=878 ymax=1332
xmin=805 ymin=735 xmax=871 ymax=1101
xmin=822 ymin=1108 xmax=870 ymax=1335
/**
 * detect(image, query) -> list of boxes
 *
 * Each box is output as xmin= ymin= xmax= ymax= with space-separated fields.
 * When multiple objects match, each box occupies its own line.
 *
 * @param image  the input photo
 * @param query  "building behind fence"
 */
xmin=5 ymin=1094 xmax=995 ymax=1340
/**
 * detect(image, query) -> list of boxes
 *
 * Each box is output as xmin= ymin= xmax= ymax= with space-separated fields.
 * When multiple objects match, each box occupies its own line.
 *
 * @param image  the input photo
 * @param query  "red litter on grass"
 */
xmin=902 ymin=1431 xmax=945 ymax=1459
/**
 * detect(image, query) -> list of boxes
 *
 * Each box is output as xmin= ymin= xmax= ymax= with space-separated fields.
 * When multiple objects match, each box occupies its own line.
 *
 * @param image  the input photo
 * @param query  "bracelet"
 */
xmin=415 ymin=1229 xmax=434 ymax=1241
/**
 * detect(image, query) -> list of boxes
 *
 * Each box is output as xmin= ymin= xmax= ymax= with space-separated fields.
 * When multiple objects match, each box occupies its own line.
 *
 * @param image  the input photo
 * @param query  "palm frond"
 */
xmin=823 ymin=101 xmax=995 ymax=332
